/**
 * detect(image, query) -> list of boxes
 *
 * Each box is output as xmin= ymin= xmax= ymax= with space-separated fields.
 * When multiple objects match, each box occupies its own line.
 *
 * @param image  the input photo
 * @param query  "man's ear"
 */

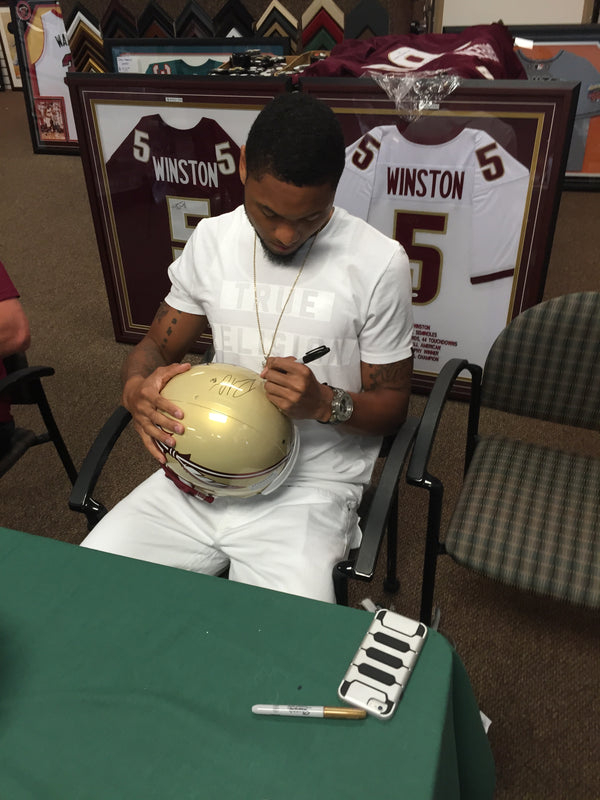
xmin=239 ymin=145 xmax=247 ymax=185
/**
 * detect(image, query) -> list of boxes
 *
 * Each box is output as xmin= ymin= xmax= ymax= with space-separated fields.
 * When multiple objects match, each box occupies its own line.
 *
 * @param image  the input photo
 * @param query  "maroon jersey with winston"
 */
xmin=105 ymin=114 xmax=244 ymax=329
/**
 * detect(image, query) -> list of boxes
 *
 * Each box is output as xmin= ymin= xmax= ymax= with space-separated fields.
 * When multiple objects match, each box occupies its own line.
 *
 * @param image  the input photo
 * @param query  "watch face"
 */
xmin=338 ymin=397 xmax=351 ymax=418
xmin=333 ymin=389 xmax=353 ymax=422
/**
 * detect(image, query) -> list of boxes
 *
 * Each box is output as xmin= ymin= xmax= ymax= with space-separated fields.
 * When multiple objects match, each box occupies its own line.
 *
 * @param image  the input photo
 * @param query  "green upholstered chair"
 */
xmin=407 ymin=292 xmax=600 ymax=624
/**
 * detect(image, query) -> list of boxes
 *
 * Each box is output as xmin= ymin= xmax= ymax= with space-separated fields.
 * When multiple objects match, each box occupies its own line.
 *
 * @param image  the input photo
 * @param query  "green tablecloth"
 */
xmin=0 ymin=528 xmax=494 ymax=799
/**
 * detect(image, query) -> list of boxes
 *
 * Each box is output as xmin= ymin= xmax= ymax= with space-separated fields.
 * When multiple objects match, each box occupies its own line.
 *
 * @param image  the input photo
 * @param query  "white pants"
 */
xmin=81 ymin=470 xmax=362 ymax=603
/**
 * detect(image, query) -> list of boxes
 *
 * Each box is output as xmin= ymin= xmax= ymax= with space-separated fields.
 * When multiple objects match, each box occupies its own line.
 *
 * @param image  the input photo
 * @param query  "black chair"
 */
xmin=69 ymin=401 xmax=420 ymax=605
xmin=0 ymin=352 xmax=77 ymax=483
xmin=333 ymin=417 xmax=419 ymax=605
xmin=406 ymin=292 xmax=600 ymax=624
xmin=68 ymin=404 xmax=132 ymax=530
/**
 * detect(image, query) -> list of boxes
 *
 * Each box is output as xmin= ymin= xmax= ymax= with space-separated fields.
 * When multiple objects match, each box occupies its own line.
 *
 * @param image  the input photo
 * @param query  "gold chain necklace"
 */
xmin=253 ymin=231 xmax=319 ymax=366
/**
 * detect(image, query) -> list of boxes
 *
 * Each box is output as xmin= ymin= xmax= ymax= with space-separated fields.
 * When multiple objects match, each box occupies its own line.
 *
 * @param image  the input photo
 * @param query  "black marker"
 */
xmin=302 ymin=345 xmax=330 ymax=364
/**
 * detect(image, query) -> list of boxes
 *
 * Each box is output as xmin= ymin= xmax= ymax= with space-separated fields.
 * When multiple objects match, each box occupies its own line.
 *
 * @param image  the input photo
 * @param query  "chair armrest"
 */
xmin=353 ymin=416 xmax=420 ymax=580
xmin=406 ymin=358 xmax=479 ymax=488
xmin=0 ymin=365 xmax=55 ymax=393
xmin=69 ymin=406 xmax=132 ymax=518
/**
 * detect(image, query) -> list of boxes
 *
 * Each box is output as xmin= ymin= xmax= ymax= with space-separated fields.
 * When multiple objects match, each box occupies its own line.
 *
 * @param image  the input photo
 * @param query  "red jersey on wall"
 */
xmin=105 ymin=113 xmax=244 ymax=330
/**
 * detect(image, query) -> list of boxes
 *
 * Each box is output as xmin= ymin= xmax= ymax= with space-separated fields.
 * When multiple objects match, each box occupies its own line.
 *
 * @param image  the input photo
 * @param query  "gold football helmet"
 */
xmin=155 ymin=363 xmax=298 ymax=501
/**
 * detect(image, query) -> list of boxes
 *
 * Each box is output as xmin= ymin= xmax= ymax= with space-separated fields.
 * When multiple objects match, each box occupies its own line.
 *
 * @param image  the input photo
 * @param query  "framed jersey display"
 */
xmin=509 ymin=25 xmax=600 ymax=190
xmin=67 ymin=73 xmax=290 ymax=352
xmin=68 ymin=73 xmax=576 ymax=393
xmin=11 ymin=0 xmax=78 ymax=154
xmin=104 ymin=37 xmax=291 ymax=75
xmin=303 ymin=77 xmax=576 ymax=393
xmin=0 ymin=3 xmax=22 ymax=89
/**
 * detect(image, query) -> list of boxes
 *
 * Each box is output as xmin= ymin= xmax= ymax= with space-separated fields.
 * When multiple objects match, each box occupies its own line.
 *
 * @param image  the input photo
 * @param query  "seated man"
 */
xmin=81 ymin=92 xmax=414 ymax=602
xmin=0 ymin=260 xmax=31 ymax=455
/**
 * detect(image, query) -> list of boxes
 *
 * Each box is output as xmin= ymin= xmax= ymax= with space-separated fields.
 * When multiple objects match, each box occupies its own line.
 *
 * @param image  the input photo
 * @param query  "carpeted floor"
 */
xmin=1 ymin=88 xmax=599 ymax=799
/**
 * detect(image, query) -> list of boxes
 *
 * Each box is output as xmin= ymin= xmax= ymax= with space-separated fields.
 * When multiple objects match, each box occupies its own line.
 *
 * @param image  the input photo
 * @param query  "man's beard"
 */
xmin=244 ymin=206 xmax=304 ymax=265
xmin=257 ymin=235 xmax=301 ymax=265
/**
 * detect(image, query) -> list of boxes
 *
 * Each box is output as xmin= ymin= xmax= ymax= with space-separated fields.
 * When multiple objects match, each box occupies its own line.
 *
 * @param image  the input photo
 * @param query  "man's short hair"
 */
xmin=245 ymin=91 xmax=346 ymax=189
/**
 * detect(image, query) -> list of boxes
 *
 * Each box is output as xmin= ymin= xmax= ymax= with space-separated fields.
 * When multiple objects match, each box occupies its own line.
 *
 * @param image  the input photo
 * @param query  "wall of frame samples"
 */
xmin=5 ymin=0 xmax=415 ymax=152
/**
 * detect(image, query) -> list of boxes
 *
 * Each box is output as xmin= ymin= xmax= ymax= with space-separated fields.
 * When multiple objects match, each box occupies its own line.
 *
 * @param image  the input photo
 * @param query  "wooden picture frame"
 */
xmin=66 ymin=73 xmax=290 ymax=354
xmin=304 ymin=77 xmax=576 ymax=394
xmin=11 ymin=0 xmax=78 ymax=153
xmin=0 ymin=3 xmax=22 ymax=89
xmin=67 ymin=73 xmax=575 ymax=394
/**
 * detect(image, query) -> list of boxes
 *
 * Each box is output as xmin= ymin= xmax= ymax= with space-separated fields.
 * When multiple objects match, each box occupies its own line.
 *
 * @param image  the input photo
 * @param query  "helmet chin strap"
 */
xmin=162 ymin=464 xmax=215 ymax=503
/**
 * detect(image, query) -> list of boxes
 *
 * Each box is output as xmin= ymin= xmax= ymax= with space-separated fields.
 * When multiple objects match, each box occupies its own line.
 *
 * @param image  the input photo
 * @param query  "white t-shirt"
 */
xmin=335 ymin=125 xmax=530 ymax=371
xmin=165 ymin=204 xmax=413 ymax=487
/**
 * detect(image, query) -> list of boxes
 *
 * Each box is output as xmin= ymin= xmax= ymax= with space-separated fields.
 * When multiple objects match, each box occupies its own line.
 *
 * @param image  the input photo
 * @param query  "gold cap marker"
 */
xmin=323 ymin=706 xmax=367 ymax=719
xmin=251 ymin=704 xmax=367 ymax=719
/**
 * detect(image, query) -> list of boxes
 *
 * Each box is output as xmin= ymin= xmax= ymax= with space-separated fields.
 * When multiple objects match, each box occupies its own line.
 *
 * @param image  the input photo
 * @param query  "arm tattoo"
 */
xmin=138 ymin=343 xmax=166 ymax=373
xmin=154 ymin=302 xmax=169 ymax=324
xmin=122 ymin=337 xmax=165 ymax=385
xmin=154 ymin=302 xmax=183 ymax=356
xmin=362 ymin=362 xmax=407 ymax=392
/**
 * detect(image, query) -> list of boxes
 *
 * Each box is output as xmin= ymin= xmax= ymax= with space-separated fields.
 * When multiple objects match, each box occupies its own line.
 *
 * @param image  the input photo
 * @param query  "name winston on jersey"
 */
xmin=152 ymin=156 xmax=222 ymax=187
xmin=131 ymin=125 xmax=237 ymax=188
xmin=386 ymin=167 xmax=466 ymax=199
